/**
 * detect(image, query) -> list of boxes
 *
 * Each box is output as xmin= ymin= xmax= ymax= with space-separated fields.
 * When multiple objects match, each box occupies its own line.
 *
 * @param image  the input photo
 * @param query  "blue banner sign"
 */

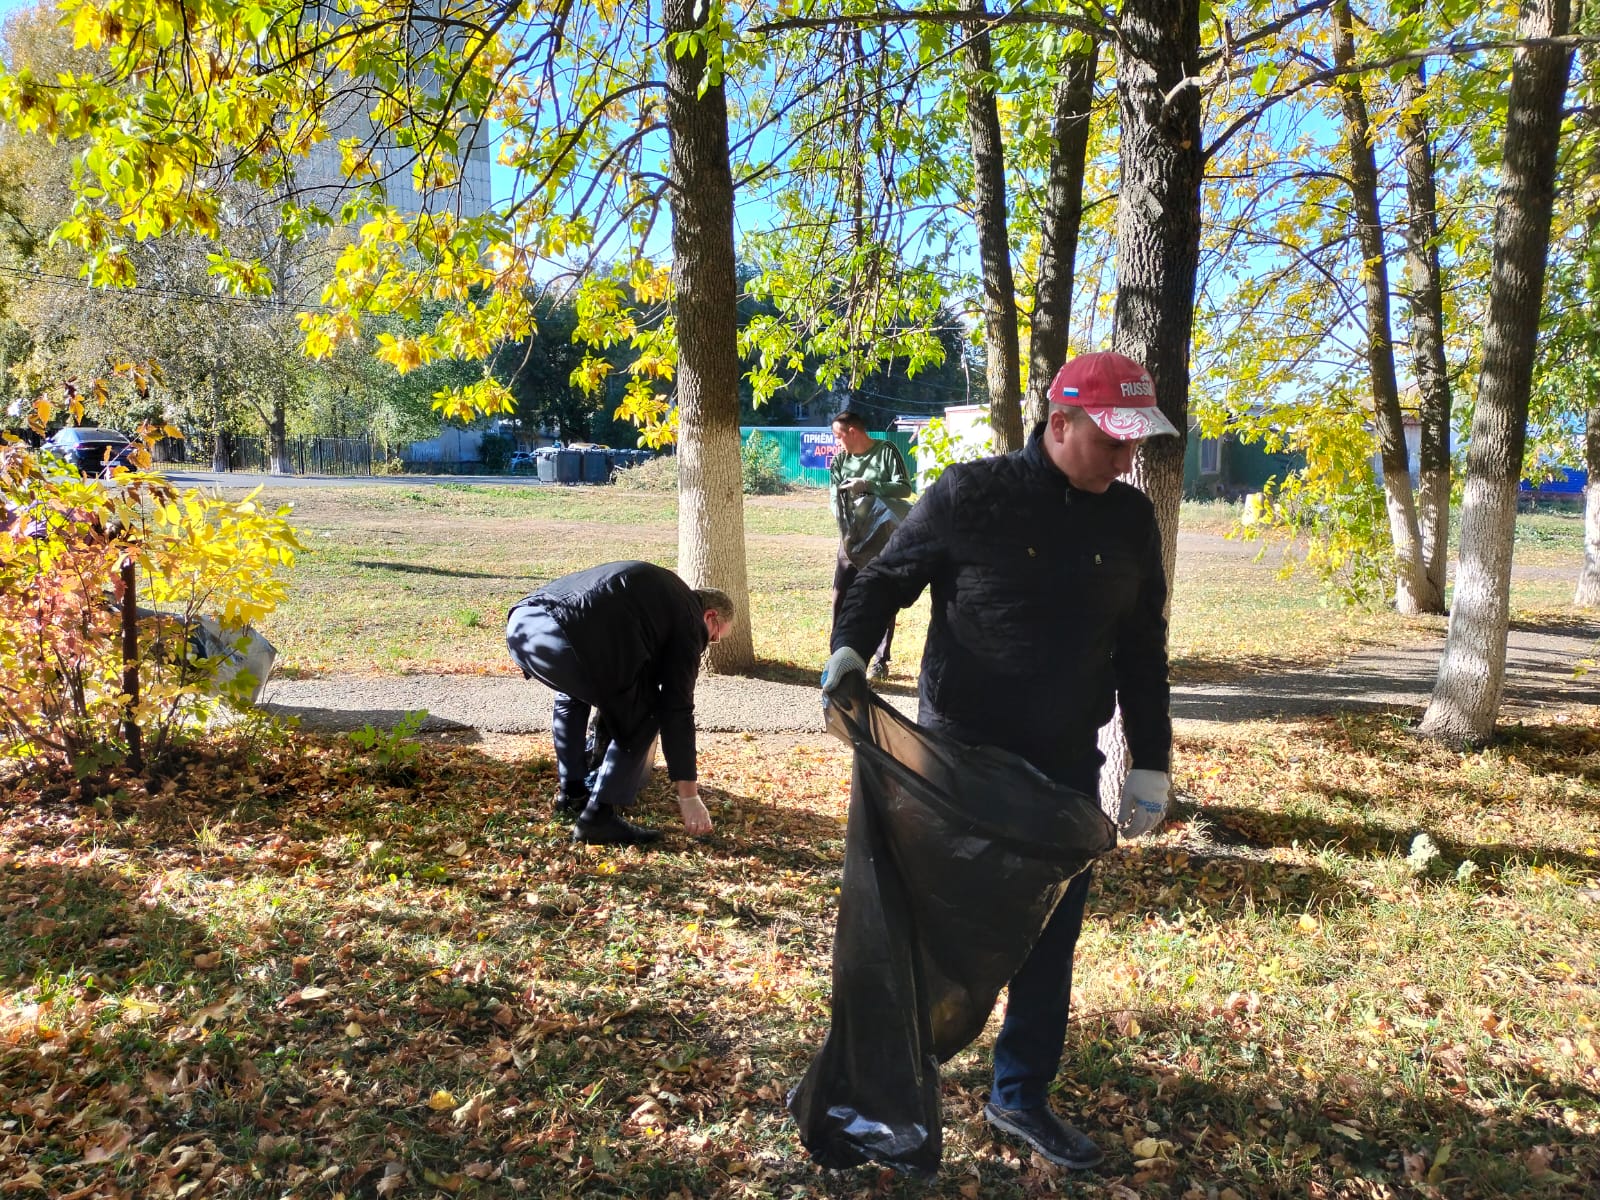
xmin=800 ymin=430 xmax=840 ymax=470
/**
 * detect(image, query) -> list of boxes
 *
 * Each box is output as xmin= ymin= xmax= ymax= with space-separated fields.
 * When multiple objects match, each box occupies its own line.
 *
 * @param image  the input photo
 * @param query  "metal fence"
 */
xmin=219 ymin=435 xmax=383 ymax=476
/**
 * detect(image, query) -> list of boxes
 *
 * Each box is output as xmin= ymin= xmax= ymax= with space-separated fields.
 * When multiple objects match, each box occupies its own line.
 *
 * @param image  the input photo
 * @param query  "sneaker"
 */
xmin=572 ymin=811 xmax=662 ymax=846
xmin=983 ymin=1102 xmax=1104 ymax=1170
xmin=869 ymin=657 xmax=890 ymax=681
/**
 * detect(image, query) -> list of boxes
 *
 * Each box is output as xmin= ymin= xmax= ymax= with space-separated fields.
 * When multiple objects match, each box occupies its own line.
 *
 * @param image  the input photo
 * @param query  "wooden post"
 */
xmin=120 ymin=558 xmax=142 ymax=771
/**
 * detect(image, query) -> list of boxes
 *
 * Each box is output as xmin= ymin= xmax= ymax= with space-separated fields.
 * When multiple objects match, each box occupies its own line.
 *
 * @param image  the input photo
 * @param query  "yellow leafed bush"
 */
xmin=0 ymin=412 xmax=301 ymax=775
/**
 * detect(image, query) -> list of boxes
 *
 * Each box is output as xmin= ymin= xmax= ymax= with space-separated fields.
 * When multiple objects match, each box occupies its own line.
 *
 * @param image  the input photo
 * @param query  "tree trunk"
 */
xmin=664 ymin=0 xmax=754 ymax=672
xmin=1397 ymin=64 xmax=1452 ymax=613
xmin=210 ymin=368 xmax=229 ymax=472
xmin=1420 ymin=0 xmax=1573 ymax=744
xmin=1578 ymin=409 xmax=1600 ymax=605
xmin=269 ymin=387 xmax=291 ymax=475
xmin=963 ymin=13 xmax=1024 ymax=453
xmin=1333 ymin=0 xmax=1433 ymax=615
xmin=1100 ymin=0 xmax=1203 ymax=811
xmin=1573 ymin=33 xmax=1600 ymax=607
xmin=1024 ymin=38 xmax=1099 ymax=427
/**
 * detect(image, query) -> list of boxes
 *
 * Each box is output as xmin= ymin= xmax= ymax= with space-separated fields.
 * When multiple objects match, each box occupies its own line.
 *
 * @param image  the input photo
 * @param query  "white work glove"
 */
xmin=820 ymin=646 xmax=867 ymax=693
xmin=1118 ymin=769 xmax=1171 ymax=839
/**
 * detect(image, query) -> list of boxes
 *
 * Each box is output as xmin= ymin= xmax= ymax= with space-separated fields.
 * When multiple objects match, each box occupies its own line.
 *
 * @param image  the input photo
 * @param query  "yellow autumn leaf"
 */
xmin=427 ymin=1089 xmax=457 ymax=1111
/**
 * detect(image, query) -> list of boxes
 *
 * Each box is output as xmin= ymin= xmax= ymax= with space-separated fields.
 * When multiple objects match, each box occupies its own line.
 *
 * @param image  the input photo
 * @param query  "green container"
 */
xmin=740 ymin=427 xmax=917 ymax=488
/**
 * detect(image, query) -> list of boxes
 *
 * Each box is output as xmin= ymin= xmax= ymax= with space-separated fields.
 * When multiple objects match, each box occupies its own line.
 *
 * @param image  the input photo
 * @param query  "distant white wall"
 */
xmin=914 ymin=404 xmax=994 ymax=490
xmin=404 ymin=428 xmax=483 ymax=464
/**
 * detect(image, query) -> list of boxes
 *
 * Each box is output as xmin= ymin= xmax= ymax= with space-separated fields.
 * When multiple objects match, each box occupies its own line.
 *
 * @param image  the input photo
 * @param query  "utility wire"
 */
xmin=0 ymin=261 xmax=332 ymax=312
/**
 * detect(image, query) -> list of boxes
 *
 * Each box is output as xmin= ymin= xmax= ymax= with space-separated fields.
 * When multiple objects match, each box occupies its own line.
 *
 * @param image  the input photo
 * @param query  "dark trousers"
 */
xmin=989 ymin=863 xmax=1095 ymax=1110
xmin=832 ymin=550 xmax=896 ymax=664
xmin=505 ymin=605 xmax=655 ymax=809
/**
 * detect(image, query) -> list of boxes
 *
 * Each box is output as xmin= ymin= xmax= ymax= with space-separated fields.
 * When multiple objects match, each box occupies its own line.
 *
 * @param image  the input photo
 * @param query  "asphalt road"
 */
xmin=160 ymin=469 xmax=555 ymax=489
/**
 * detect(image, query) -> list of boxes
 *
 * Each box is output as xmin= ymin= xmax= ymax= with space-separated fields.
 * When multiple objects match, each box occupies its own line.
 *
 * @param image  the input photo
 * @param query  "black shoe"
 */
xmin=572 ymin=811 xmax=662 ymax=846
xmin=984 ymin=1102 xmax=1104 ymax=1170
xmin=869 ymin=657 xmax=890 ymax=681
xmin=553 ymin=791 xmax=586 ymax=817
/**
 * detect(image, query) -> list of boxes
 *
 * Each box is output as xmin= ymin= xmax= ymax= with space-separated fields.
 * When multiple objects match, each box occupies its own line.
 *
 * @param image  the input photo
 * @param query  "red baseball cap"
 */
xmin=1047 ymin=352 xmax=1179 ymax=440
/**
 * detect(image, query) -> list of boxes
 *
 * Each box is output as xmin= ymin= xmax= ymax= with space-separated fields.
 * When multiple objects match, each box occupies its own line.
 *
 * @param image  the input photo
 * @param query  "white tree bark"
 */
xmin=1422 ymin=475 xmax=1519 ymax=739
xmin=1421 ymin=0 xmax=1573 ymax=744
xmin=665 ymin=0 xmax=754 ymax=673
xmin=1333 ymin=0 xmax=1433 ymax=614
xmin=677 ymin=422 xmax=753 ymax=671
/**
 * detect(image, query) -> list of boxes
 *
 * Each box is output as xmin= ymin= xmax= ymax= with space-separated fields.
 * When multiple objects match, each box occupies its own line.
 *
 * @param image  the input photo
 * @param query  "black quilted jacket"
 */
xmin=832 ymin=430 xmax=1171 ymax=791
xmin=510 ymin=561 xmax=708 ymax=782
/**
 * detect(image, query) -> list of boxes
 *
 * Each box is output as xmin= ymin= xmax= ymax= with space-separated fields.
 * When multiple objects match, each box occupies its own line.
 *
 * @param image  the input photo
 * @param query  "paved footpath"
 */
xmin=264 ymin=624 xmax=1597 ymax=736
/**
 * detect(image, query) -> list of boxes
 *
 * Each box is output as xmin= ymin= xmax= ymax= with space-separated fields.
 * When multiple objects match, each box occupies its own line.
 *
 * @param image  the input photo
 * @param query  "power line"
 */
xmin=0 ymin=262 xmax=330 ymax=312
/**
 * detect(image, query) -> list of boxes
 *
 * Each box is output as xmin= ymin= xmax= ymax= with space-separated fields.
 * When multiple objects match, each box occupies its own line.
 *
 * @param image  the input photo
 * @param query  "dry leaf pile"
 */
xmin=0 ymin=706 xmax=1595 ymax=1198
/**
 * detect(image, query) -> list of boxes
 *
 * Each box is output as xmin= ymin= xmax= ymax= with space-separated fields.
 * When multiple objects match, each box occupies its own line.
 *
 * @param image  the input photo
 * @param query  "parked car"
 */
xmin=509 ymin=450 xmax=537 ymax=472
xmin=44 ymin=426 xmax=135 ymax=476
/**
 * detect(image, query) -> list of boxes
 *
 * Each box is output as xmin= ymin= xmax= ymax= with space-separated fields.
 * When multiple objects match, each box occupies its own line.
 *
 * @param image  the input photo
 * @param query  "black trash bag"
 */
xmin=788 ymin=673 xmax=1117 ymax=1178
xmin=836 ymin=491 xmax=903 ymax=569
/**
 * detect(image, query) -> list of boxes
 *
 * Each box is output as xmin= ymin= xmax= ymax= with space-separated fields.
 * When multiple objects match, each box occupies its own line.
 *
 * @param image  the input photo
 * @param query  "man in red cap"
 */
xmin=821 ymin=350 xmax=1177 ymax=1170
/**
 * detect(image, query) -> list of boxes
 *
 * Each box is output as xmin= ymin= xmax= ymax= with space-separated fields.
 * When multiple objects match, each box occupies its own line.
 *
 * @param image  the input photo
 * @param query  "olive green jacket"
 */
xmin=830 ymin=439 xmax=913 ymax=526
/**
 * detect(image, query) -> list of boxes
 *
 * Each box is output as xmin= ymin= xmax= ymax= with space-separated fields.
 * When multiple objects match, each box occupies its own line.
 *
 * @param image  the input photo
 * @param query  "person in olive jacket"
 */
xmin=506 ymin=561 xmax=736 ymax=845
xmin=821 ymin=351 xmax=1177 ymax=1171
xmin=828 ymin=409 xmax=914 ymax=679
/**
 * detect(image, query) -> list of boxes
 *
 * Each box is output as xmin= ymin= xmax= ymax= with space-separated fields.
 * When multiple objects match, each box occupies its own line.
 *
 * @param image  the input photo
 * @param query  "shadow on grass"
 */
xmin=740 ymin=657 xmax=920 ymax=698
xmin=924 ymin=1010 xmax=1600 ymax=1200
xmin=1193 ymin=795 xmax=1600 ymax=879
xmin=264 ymin=704 xmax=478 ymax=735
xmin=350 ymin=559 xmax=531 ymax=580
xmin=1095 ymin=840 xmax=1354 ymax=922
xmin=1171 ymin=651 xmax=1377 ymax=686
xmin=3 ymin=727 xmax=1594 ymax=1200
xmin=0 ymin=861 xmax=204 ymax=994
xmin=1509 ymin=616 xmax=1600 ymax=642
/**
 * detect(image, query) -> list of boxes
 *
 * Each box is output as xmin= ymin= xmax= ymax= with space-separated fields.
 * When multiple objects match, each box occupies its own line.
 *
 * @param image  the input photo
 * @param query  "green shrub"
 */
xmin=741 ymin=431 xmax=787 ymax=495
xmin=477 ymin=432 xmax=513 ymax=471
xmin=917 ymin=413 xmax=991 ymax=487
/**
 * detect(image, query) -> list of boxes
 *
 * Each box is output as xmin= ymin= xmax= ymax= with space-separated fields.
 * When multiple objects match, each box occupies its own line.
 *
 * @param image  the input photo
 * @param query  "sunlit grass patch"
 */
xmin=247 ymin=487 xmax=1589 ymax=680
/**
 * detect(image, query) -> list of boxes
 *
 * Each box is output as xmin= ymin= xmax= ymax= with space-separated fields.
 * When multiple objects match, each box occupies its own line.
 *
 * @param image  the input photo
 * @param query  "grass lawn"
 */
xmin=1 ymin=484 xmax=1595 ymax=1198
xmin=245 ymin=486 xmax=1586 ymax=681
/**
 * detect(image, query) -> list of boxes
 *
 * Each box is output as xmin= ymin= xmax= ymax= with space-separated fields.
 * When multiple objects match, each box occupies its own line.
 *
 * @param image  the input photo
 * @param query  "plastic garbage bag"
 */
xmin=788 ymin=673 xmax=1116 ymax=1178
xmin=836 ymin=492 xmax=903 ymax=569
xmin=138 ymin=608 xmax=277 ymax=704
xmin=190 ymin=615 xmax=277 ymax=704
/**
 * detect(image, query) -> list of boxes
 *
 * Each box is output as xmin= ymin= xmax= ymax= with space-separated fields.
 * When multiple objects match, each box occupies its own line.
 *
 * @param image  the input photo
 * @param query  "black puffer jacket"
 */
xmin=832 ymin=431 xmax=1170 ymax=790
xmin=509 ymin=561 xmax=708 ymax=782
